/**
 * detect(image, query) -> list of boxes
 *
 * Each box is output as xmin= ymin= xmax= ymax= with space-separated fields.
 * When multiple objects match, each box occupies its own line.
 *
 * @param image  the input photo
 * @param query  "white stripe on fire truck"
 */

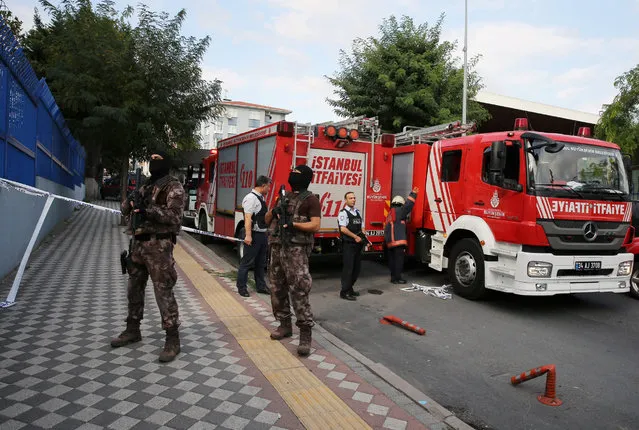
xmin=437 ymin=143 xmax=456 ymax=226
xmin=536 ymin=198 xmax=546 ymax=219
xmin=432 ymin=144 xmax=450 ymax=231
xmin=625 ymin=202 xmax=632 ymax=222
xmin=431 ymin=143 xmax=450 ymax=229
xmin=543 ymin=197 xmax=554 ymax=219
xmin=426 ymin=148 xmax=444 ymax=232
xmin=434 ymin=142 xmax=453 ymax=230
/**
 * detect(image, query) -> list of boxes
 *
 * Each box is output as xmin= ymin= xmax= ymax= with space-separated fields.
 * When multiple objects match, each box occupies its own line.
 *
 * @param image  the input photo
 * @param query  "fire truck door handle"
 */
xmin=475 ymin=200 xmax=485 ymax=206
xmin=434 ymin=198 xmax=442 ymax=203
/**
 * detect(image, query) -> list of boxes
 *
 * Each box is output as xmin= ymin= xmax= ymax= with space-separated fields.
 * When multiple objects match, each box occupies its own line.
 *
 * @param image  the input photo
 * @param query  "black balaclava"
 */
xmin=149 ymin=150 xmax=172 ymax=181
xmin=288 ymin=164 xmax=313 ymax=192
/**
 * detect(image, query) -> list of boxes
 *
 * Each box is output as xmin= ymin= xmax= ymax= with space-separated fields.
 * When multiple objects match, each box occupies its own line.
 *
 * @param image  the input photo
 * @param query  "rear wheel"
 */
xmin=630 ymin=266 xmax=639 ymax=299
xmin=198 ymin=213 xmax=210 ymax=244
xmin=236 ymin=227 xmax=246 ymax=261
xmin=448 ymin=238 xmax=487 ymax=300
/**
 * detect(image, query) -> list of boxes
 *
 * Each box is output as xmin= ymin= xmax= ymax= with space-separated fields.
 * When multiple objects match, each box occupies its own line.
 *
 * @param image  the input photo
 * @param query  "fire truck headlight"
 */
xmin=617 ymin=261 xmax=633 ymax=276
xmin=527 ymin=261 xmax=552 ymax=278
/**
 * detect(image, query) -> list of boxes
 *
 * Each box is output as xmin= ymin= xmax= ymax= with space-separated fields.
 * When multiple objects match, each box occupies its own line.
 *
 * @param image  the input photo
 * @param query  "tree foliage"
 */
xmin=326 ymin=14 xmax=490 ymax=132
xmin=0 ymin=8 xmax=24 ymax=41
xmin=22 ymin=0 xmax=223 ymax=197
xmin=596 ymin=64 xmax=639 ymax=155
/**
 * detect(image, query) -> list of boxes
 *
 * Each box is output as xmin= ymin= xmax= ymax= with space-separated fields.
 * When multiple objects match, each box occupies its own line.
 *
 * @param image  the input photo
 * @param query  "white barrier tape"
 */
xmin=0 ymin=178 xmax=122 ymax=215
xmin=180 ymin=226 xmax=243 ymax=243
xmin=401 ymin=283 xmax=453 ymax=300
xmin=0 ymin=178 xmax=243 ymax=241
xmin=0 ymin=177 xmax=242 ymax=308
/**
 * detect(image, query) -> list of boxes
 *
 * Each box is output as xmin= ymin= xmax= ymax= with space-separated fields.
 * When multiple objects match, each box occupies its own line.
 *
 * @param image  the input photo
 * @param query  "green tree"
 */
xmin=22 ymin=0 xmax=223 ymax=201
xmin=0 ymin=7 xmax=24 ymax=41
xmin=326 ymin=14 xmax=489 ymax=132
xmin=596 ymin=64 xmax=639 ymax=155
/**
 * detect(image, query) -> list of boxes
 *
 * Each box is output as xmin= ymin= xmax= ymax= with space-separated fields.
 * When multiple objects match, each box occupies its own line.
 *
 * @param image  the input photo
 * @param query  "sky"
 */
xmin=6 ymin=0 xmax=639 ymax=124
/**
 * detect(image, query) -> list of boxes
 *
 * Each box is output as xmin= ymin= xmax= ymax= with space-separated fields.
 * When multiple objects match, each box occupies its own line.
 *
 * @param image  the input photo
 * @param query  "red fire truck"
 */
xmin=187 ymin=116 xmax=392 ymax=257
xmin=382 ymin=118 xmax=635 ymax=299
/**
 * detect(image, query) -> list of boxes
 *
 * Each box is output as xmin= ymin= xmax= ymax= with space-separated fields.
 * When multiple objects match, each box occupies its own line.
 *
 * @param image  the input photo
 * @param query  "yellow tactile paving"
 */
xmin=174 ymin=245 xmax=372 ymax=430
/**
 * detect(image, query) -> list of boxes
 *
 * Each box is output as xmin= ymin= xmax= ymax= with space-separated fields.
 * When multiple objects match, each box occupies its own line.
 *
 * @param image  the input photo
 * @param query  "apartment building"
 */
xmin=200 ymin=100 xmax=292 ymax=149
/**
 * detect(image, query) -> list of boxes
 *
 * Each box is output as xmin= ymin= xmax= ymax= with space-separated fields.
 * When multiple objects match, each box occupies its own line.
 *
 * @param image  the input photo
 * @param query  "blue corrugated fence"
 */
xmin=0 ymin=16 xmax=85 ymax=189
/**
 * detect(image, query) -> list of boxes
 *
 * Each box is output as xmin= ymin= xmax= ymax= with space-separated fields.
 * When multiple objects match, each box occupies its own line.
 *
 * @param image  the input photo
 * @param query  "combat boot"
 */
xmin=159 ymin=327 xmax=181 ymax=363
xmin=269 ymin=318 xmax=293 ymax=340
xmin=110 ymin=319 xmax=142 ymax=348
xmin=297 ymin=326 xmax=312 ymax=356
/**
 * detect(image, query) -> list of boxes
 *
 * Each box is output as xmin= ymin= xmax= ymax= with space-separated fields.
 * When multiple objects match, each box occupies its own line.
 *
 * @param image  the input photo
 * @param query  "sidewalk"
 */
xmin=0 ymin=200 xmax=471 ymax=430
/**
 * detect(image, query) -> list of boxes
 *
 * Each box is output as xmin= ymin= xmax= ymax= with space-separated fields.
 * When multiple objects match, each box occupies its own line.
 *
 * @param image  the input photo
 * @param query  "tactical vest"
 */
xmin=268 ymin=190 xmax=316 ymax=246
xmin=131 ymin=175 xmax=182 ymax=235
xmin=251 ymin=191 xmax=268 ymax=231
xmin=340 ymin=208 xmax=362 ymax=243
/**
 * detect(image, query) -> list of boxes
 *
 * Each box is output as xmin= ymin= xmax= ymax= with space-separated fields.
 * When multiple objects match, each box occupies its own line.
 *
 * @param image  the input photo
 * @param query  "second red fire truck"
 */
xmin=185 ymin=116 xmax=393 ymax=258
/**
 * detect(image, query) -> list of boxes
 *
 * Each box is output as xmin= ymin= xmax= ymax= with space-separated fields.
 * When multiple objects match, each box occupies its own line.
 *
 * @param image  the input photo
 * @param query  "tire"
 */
xmin=448 ymin=238 xmax=487 ymax=300
xmin=236 ymin=227 xmax=246 ymax=260
xmin=630 ymin=266 xmax=639 ymax=299
xmin=198 ymin=213 xmax=210 ymax=244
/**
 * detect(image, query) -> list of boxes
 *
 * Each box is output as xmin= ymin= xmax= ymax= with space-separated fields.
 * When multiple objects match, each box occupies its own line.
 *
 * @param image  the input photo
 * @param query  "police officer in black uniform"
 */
xmin=338 ymin=191 xmax=368 ymax=300
xmin=237 ymin=175 xmax=272 ymax=297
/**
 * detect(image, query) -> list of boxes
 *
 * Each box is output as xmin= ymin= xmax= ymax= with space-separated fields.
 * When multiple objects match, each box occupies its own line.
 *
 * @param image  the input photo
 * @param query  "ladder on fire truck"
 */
xmin=394 ymin=120 xmax=476 ymax=146
xmin=292 ymin=122 xmax=314 ymax=168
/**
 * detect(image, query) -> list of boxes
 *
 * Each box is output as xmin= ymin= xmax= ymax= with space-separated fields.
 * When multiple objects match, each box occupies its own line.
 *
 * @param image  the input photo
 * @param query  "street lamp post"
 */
xmin=462 ymin=0 xmax=468 ymax=125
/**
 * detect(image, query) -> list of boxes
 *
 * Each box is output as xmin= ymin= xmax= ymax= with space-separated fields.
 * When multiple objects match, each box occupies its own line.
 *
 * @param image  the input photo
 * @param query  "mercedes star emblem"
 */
xmin=583 ymin=221 xmax=598 ymax=242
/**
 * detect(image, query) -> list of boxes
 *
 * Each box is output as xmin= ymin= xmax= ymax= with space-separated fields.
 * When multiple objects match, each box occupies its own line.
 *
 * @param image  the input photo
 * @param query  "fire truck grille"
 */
xmin=537 ymin=220 xmax=629 ymax=252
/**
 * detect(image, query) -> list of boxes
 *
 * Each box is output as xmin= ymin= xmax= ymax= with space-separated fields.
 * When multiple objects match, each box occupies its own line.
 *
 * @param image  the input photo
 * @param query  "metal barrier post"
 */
xmin=1 ymin=194 xmax=54 ymax=308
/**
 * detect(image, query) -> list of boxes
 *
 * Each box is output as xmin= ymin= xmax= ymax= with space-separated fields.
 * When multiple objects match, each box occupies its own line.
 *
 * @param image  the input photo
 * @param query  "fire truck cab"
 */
xmin=189 ymin=117 xmax=393 ymax=258
xmin=384 ymin=119 xmax=634 ymax=299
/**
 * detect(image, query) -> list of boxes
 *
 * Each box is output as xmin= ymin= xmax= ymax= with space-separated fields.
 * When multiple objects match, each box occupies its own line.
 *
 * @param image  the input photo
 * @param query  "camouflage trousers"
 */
xmin=126 ymin=237 xmax=180 ymax=329
xmin=268 ymin=244 xmax=314 ymax=328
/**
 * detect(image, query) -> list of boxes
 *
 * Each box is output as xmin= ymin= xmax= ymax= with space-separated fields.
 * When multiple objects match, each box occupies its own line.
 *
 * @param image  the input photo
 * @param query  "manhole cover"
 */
xmin=368 ymin=289 xmax=383 ymax=295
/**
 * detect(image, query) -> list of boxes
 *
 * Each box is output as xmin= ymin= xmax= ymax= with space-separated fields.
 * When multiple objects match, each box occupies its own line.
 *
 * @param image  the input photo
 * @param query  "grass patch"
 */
xmin=204 ymin=268 xmax=256 ymax=289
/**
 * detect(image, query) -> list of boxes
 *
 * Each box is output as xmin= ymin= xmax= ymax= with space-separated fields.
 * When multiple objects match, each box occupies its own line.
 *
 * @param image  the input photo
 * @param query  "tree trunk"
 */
xmin=120 ymin=157 xmax=129 ymax=226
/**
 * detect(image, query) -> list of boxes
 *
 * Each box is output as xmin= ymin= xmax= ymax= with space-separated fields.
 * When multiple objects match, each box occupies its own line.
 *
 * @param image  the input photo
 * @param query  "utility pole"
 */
xmin=462 ymin=0 xmax=468 ymax=125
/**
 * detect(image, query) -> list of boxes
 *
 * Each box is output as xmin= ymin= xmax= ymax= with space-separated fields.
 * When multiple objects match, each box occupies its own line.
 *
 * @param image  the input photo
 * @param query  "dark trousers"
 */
xmin=341 ymin=242 xmax=363 ymax=294
xmin=237 ymin=231 xmax=268 ymax=293
xmin=387 ymin=245 xmax=406 ymax=281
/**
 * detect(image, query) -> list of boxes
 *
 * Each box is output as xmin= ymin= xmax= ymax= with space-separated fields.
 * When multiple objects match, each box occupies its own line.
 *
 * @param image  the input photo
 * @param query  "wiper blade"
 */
xmin=578 ymin=185 xmax=627 ymax=200
xmin=534 ymin=183 xmax=585 ymax=199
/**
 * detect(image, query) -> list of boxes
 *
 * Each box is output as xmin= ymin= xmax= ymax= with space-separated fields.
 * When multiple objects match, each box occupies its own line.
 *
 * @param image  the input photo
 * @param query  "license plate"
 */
xmin=575 ymin=261 xmax=601 ymax=271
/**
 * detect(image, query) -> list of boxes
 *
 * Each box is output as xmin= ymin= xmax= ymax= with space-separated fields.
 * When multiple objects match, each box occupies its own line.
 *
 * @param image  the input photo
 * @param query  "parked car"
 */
xmin=101 ymin=174 xmax=139 ymax=200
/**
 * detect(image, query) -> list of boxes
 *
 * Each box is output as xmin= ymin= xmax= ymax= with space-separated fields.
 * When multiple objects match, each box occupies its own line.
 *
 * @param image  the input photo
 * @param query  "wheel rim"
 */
xmin=455 ymin=251 xmax=477 ymax=287
xmin=631 ymin=268 xmax=639 ymax=295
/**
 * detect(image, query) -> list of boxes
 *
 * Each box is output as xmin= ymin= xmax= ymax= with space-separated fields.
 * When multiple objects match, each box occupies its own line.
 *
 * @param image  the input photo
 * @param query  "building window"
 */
xmin=228 ymin=125 xmax=238 ymax=134
xmin=228 ymin=117 xmax=238 ymax=126
xmin=214 ymin=120 xmax=223 ymax=132
xmin=441 ymin=150 xmax=462 ymax=182
xmin=248 ymin=119 xmax=260 ymax=128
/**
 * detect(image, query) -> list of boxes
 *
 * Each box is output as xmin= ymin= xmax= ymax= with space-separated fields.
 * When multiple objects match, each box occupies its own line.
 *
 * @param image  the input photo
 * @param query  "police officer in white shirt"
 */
xmin=237 ymin=175 xmax=272 ymax=297
xmin=338 ymin=191 xmax=368 ymax=301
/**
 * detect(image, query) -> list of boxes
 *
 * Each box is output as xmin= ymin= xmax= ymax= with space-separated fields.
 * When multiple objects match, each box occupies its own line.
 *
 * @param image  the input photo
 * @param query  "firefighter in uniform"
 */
xmin=338 ymin=191 xmax=367 ymax=301
xmin=385 ymin=187 xmax=419 ymax=284
xmin=236 ymin=175 xmax=272 ymax=297
xmin=111 ymin=151 xmax=186 ymax=363
xmin=266 ymin=165 xmax=321 ymax=356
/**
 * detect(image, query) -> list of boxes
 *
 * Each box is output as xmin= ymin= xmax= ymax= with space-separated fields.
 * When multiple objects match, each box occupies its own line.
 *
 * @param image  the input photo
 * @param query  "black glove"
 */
xmin=272 ymin=206 xmax=283 ymax=218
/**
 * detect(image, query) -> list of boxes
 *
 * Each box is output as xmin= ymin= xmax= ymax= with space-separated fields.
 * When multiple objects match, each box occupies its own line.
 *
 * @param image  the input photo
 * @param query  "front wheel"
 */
xmin=448 ymin=238 xmax=487 ymax=300
xmin=630 ymin=266 xmax=639 ymax=299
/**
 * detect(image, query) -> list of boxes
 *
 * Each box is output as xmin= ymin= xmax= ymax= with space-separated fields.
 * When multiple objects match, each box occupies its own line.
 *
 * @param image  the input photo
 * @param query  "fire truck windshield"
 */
xmin=527 ymin=141 xmax=630 ymax=200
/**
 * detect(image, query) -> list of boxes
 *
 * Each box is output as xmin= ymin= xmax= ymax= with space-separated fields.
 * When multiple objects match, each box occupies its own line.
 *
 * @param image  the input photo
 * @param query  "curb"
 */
xmin=179 ymin=231 xmax=474 ymax=430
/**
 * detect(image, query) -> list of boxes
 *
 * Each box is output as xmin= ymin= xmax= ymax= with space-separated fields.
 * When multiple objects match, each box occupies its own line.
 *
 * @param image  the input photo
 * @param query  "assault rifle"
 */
xmin=120 ymin=168 xmax=143 ymax=274
xmin=274 ymin=185 xmax=292 ymax=245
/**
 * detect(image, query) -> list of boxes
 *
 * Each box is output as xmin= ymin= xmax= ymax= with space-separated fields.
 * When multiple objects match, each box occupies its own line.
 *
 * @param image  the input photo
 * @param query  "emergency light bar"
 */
xmin=577 ymin=126 xmax=591 ymax=137
xmin=514 ymin=118 xmax=529 ymax=131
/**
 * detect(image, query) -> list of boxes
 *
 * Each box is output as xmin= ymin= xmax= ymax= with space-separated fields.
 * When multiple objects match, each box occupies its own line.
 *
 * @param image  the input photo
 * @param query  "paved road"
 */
xmin=198 ymin=235 xmax=639 ymax=430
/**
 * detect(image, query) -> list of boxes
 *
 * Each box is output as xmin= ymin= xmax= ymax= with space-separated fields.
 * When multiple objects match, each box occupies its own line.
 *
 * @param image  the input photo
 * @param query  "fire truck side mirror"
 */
xmin=488 ymin=141 xmax=506 ymax=187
